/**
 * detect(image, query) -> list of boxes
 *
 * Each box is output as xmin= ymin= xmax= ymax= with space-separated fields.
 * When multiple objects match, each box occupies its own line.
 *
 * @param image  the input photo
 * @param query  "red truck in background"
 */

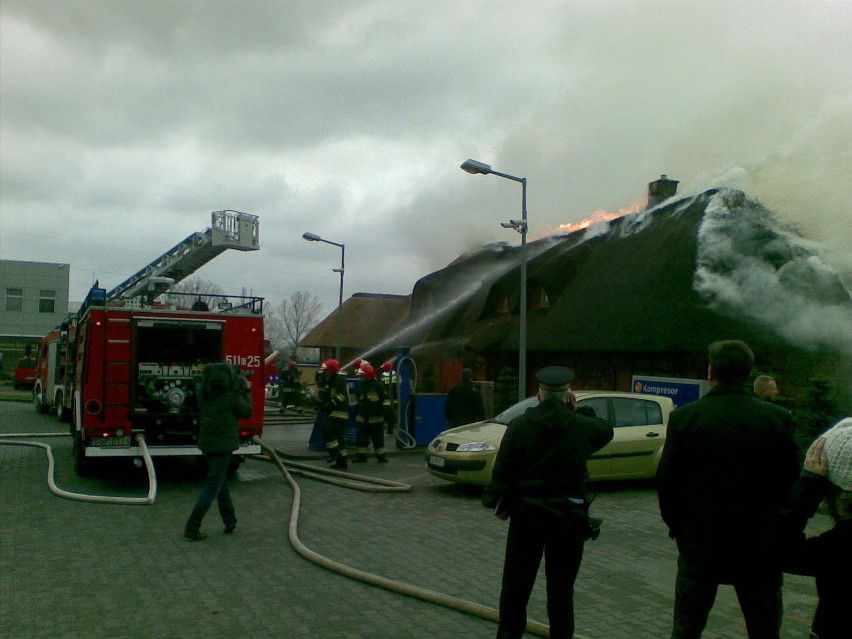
xmin=32 ymin=210 xmax=265 ymax=475
xmin=13 ymin=355 xmax=38 ymax=390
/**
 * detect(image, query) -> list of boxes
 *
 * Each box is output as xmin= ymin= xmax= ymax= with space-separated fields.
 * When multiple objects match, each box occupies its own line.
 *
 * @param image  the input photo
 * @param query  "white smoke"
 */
xmin=694 ymin=190 xmax=852 ymax=356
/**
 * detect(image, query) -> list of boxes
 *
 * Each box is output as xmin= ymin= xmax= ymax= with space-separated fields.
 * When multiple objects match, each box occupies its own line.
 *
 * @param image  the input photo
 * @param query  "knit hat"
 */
xmin=821 ymin=417 xmax=852 ymax=491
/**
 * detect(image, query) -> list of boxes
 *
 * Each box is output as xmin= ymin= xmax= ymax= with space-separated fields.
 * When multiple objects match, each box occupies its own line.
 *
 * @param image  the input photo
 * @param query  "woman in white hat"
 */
xmin=783 ymin=417 xmax=851 ymax=639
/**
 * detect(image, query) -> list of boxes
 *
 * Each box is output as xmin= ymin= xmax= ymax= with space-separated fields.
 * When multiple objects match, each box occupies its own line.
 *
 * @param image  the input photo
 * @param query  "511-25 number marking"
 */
xmin=226 ymin=355 xmax=261 ymax=368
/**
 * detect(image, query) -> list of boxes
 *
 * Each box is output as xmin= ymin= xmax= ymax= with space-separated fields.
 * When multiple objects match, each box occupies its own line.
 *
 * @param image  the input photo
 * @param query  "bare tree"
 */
xmin=270 ymin=291 xmax=322 ymax=357
xmin=167 ymin=277 xmax=227 ymax=309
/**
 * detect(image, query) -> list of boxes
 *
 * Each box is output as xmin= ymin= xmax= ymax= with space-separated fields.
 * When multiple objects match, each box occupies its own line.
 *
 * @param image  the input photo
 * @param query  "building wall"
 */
xmin=0 ymin=261 xmax=71 ymax=367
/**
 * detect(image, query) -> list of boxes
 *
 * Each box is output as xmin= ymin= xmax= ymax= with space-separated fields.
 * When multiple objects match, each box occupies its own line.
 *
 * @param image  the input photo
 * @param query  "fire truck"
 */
xmin=33 ymin=210 xmax=266 ymax=475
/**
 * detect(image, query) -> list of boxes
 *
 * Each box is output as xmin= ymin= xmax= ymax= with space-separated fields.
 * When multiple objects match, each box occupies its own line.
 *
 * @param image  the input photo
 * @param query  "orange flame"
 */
xmin=559 ymin=204 xmax=642 ymax=234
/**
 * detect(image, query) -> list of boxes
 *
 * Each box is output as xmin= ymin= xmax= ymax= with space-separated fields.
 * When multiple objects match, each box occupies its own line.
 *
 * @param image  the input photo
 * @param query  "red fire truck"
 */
xmin=34 ymin=211 xmax=266 ymax=475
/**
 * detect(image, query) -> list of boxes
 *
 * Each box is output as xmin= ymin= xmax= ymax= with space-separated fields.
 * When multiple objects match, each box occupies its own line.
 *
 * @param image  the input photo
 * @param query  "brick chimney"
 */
xmin=647 ymin=175 xmax=679 ymax=209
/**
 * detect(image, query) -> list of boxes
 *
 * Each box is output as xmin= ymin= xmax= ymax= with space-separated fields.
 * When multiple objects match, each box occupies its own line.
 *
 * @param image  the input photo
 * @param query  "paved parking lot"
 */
xmin=1 ymin=399 xmax=826 ymax=638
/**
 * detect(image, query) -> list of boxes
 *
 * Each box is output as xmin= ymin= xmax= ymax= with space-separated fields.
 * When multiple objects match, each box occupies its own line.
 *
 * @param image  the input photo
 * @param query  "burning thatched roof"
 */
xmin=394 ymin=188 xmax=851 ymax=360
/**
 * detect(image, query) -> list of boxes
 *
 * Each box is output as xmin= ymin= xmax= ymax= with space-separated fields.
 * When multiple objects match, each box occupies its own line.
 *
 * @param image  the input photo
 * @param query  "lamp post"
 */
xmin=461 ymin=159 xmax=528 ymax=402
xmin=302 ymin=232 xmax=345 ymax=361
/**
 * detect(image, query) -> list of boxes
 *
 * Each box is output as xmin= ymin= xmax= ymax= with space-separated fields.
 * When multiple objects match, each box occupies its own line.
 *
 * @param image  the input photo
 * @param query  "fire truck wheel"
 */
xmin=55 ymin=392 xmax=70 ymax=422
xmin=72 ymin=431 xmax=92 ymax=477
xmin=34 ymin=389 xmax=49 ymax=414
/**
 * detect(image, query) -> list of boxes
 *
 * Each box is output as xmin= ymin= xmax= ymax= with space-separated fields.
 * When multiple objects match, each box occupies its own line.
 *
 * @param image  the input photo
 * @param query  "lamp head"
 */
xmin=461 ymin=159 xmax=492 ymax=175
xmin=302 ymin=232 xmax=322 ymax=242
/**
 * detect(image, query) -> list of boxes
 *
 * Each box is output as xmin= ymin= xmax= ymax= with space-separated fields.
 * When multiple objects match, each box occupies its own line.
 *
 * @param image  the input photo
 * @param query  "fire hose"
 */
xmin=0 ymin=429 xmax=554 ymax=637
xmin=0 ymin=432 xmax=157 ymax=505
xmin=253 ymin=435 xmax=554 ymax=639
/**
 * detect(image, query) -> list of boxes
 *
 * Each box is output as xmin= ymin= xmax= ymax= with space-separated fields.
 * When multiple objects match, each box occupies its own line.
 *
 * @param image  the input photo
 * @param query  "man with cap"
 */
xmin=484 ymin=365 xmax=613 ymax=639
xmin=658 ymin=340 xmax=800 ymax=639
xmin=782 ymin=418 xmax=851 ymax=639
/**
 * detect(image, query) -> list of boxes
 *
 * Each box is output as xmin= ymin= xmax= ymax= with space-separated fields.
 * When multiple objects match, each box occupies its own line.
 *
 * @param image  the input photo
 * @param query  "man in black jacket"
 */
xmin=657 ymin=340 xmax=800 ymax=638
xmin=484 ymin=366 xmax=613 ymax=639
xmin=444 ymin=368 xmax=485 ymax=427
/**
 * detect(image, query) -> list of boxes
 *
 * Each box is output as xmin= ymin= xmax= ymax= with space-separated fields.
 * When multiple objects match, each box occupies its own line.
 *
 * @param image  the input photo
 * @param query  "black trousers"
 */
xmin=497 ymin=505 xmax=586 ymax=639
xmin=356 ymin=420 xmax=385 ymax=456
xmin=671 ymin=539 xmax=783 ymax=639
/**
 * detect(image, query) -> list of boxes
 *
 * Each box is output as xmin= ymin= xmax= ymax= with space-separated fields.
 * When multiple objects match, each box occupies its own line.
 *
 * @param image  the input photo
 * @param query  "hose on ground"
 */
xmin=0 ymin=432 xmax=157 ymax=505
xmin=254 ymin=436 xmax=552 ymax=638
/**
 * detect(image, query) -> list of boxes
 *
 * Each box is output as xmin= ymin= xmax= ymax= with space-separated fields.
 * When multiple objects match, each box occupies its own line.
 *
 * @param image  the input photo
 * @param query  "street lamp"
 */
xmin=461 ymin=158 xmax=528 ymax=402
xmin=302 ymin=232 xmax=345 ymax=361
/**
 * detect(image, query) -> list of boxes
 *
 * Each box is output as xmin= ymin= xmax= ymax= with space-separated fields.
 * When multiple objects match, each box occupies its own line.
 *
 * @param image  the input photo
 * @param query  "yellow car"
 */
xmin=425 ymin=391 xmax=674 ymax=486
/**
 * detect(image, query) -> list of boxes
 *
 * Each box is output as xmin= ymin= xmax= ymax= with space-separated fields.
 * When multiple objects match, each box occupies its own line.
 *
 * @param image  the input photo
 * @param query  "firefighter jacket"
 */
xmin=356 ymin=378 xmax=392 ymax=425
xmin=279 ymin=367 xmax=301 ymax=392
xmin=322 ymin=374 xmax=349 ymax=420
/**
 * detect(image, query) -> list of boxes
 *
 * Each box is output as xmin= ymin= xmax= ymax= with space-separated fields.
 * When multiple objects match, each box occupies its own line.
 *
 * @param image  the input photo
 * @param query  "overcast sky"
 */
xmin=2 ymin=0 xmax=850 ymax=318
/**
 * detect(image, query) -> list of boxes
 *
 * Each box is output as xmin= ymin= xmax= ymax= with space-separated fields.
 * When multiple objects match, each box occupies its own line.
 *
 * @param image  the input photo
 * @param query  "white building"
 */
xmin=0 ymin=260 xmax=71 ymax=366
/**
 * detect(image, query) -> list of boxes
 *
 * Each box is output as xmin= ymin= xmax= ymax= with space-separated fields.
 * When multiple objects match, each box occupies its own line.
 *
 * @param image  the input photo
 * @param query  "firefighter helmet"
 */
xmin=381 ymin=361 xmax=393 ymax=374
xmin=288 ymin=360 xmax=298 ymax=369
xmin=325 ymin=359 xmax=341 ymax=375
xmin=359 ymin=363 xmax=376 ymax=381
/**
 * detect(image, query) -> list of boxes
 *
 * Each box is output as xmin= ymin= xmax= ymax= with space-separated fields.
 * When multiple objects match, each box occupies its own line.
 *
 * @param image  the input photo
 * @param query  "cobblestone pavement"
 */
xmin=1 ymin=400 xmax=827 ymax=639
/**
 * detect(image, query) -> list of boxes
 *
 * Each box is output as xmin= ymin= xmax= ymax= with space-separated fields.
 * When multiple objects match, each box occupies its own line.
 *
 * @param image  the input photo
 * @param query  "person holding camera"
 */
xmin=483 ymin=365 xmax=613 ymax=639
xmin=184 ymin=362 xmax=253 ymax=541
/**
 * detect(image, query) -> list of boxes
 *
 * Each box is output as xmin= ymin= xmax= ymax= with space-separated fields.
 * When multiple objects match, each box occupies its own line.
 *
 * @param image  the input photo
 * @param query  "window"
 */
xmin=495 ymin=292 xmax=509 ymax=314
xmin=579 ymin=397 xmax=609 ymax=421
xmin=611 ymin=398 xmax=663 ymax=427
xmin=39 ymin=289 xmax=56 ymax=314
xmin=530 ymin=284 xmax=550 ymax=309
xmin=5 ymin=288 xmax=23 ymax=312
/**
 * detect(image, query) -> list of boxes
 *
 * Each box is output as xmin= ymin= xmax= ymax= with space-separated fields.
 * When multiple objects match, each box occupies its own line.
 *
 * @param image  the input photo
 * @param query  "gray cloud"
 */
xmin=1 ymin=0 xmax=850 ymax=317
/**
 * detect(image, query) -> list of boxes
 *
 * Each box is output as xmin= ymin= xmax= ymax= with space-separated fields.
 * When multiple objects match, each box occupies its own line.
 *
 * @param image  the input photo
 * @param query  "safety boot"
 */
xmin=376 ymin=455 xmax=389 ymax=463
xmin=334 ymin=455 xmax=349 ymax=469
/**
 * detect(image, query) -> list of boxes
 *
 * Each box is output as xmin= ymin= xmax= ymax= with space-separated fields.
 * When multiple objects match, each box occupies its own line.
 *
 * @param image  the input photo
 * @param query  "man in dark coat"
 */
xmin=657 ymin=340 xmax=800 ymax=638
xmin=184 ymin=363 xmax=253 ymax=541
xmin=444 ymin=368 xmax=485 ymax=427
xmin=484 ymin=366 xmax=613 ymax=639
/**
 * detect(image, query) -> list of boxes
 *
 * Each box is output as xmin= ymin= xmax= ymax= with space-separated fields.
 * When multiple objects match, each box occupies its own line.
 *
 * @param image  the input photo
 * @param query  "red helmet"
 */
xmin=288 ymin=360 xmax=298 ymax=369
xmin=381 ymin=361 xmax=393 ymax=373
xmin=358 ymin=364 xmax=376 ymax=381
xmin=325 ymin=359 xmax=341 ymax=375
xmin=353 ymin=358 xmax=363 ymax=369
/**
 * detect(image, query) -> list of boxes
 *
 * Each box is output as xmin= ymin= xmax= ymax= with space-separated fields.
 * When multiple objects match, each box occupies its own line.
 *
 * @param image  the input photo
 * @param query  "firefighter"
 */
xmin=319 ymin=359 xmax=349 ymax=469
xmin=278 ymin=360 xmax=302 ymax=410
xmin=354 ymin=363 xmax=392 ymax=463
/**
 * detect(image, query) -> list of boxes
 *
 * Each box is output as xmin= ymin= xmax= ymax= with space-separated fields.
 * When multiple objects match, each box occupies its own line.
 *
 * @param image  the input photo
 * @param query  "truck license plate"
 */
xmin=90 ymin=436 xmax=132 ymax=447
xmin=429 ymin=455 xmax=445 ymax=468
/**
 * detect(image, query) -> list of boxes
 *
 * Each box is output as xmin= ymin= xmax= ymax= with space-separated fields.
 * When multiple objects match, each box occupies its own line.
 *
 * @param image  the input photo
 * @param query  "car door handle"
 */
xmin=645 ymin=431 xmax=660 ymax=438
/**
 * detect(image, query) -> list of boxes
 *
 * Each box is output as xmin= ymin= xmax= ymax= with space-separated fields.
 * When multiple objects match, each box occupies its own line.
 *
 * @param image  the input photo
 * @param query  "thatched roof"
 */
xmin=300 ymin=189 xmax=851 ymax=378
xmin=395 ymin=188 xmax=851 ymax=359
xmin=299 ymin=292 xmax=409 ymax=350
